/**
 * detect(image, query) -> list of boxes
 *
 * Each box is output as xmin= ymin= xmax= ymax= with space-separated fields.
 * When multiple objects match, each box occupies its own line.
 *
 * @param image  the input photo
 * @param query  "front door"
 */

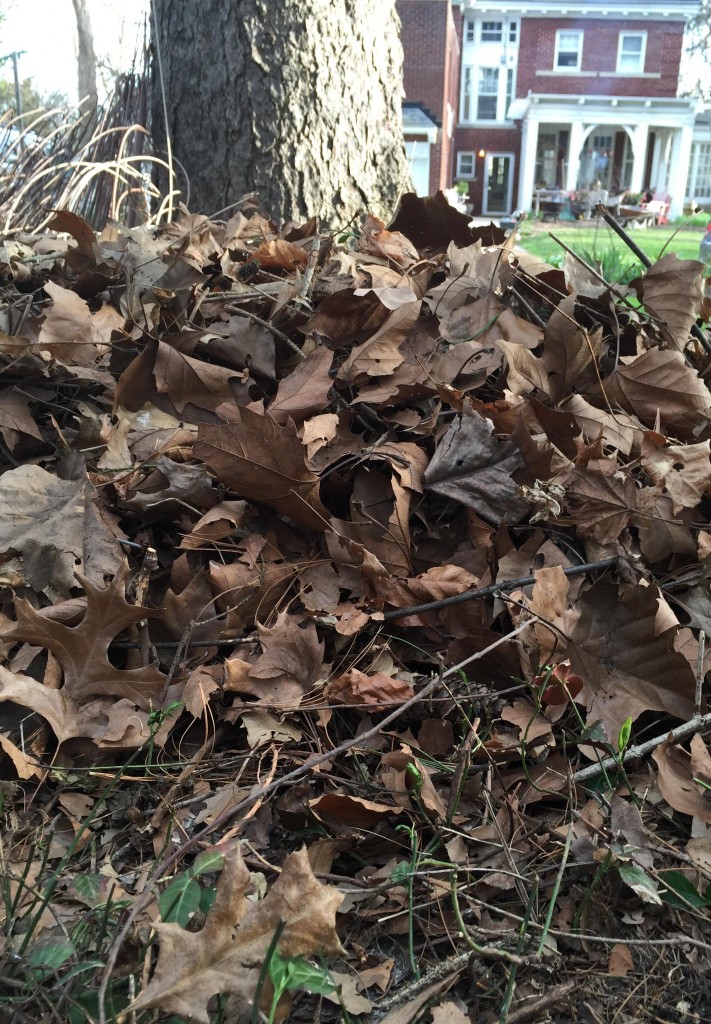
xmin=484 ymin=153 xmax=514 ymax=214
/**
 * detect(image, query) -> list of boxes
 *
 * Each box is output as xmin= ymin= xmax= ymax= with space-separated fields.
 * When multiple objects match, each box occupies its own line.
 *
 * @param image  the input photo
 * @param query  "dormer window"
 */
xmin=555 ymin=30 xmax=583 ymax=70
xmin=617 ymin=32 xmax=646 ymax=73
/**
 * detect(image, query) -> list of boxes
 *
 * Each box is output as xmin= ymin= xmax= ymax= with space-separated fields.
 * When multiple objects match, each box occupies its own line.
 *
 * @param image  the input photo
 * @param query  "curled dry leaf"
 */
xmin=653 ymin=740 xmax=711 ymax=824
xmin=129 ymin=845 xmax=344 ymax=1024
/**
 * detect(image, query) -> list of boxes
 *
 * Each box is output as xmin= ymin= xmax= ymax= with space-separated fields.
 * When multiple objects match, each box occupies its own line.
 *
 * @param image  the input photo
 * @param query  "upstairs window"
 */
xmin=462 ymin=66 xmax=473 ymax=121
xmin=477 ymin=67 xmax=499 ymax=120
xmin=617 ymin=32 xmax=646 ymax=73
xmin=465 ymin=20 xmax=475 ymax=42
xmin=508 ymin=20 xmax=519 ymax=43
xmin=481 ymin=21 xmax=503 ymax=42
xmin=555 ymin=30 xmax=583 ymax=70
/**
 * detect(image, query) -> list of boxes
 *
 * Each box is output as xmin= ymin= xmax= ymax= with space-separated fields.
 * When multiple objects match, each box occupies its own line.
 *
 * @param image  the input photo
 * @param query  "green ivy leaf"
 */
xmin=25 ymin=934 xmax=76 ymax=980
xmin=658 ymin=871 xmax=711 ymax=910
xmin=190 ymin=849 xmax=225 ymax=877
xmin=159 ymin=874 xmax=201 ymax=925
xmin=268 ymin=949 xmax=336 ymax=996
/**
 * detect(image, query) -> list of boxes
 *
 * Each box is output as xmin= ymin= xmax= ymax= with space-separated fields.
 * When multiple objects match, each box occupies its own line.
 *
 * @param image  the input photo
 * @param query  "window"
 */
xmin=457 ymin=152 xmax=476 ymax=179
xmin=465 ymin=20 xmax=474 ymax=43
xmin=555 ymin=30 xmax=583 ymax=70
xmin=505 ymin=68 xmax=514 ymax=117
xmin=687 ymin=143 xmax=711 ymax=199
xmin=617 ymin=32 xmax=646 ymax=73
xmin=477 ymin=67 xmax=499 ymax=120
xmin=481 ymin=21 xmax=503 ymax=42
xmin=462 ymin=66 xmax=473 ymax=121
xmin=508 ymin=20 xmax=519 ymax=43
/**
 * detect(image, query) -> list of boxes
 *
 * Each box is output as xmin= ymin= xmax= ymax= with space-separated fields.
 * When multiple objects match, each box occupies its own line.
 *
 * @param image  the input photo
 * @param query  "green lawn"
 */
xmin=518 ymin=222 xmax=705 ymax=272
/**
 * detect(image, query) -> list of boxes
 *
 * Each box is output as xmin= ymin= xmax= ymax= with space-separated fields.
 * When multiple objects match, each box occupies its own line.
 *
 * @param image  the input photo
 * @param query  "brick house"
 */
xmin=398 ymin=0 xmax=708 ymax=219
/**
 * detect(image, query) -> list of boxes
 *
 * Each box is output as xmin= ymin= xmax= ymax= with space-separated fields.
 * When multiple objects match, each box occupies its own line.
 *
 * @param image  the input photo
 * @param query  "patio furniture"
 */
xmin=617 ymin=205 xmax=657 ymax=228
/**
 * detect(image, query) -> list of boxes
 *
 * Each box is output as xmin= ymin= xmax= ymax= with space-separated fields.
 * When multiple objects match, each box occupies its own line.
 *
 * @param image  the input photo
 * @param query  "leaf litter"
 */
xmin=0 ymin=193 xmax=710 ymax=1023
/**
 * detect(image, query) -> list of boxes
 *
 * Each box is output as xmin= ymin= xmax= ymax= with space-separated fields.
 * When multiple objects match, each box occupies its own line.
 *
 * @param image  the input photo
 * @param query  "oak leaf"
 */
xmin=1 ymin=567 xmax=165 ymax=708
xmin=130 ymin=845 xmax=344 ymax=1024
xmin=629 ymin=254 xmax=705 ymax=351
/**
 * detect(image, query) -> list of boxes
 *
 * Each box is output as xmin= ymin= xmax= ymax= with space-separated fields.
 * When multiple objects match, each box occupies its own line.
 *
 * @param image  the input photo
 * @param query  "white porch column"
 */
xmin=518 ymin=114 xmax=539 ymax=211
xmin=649 ymin=131 xmax=663 ymax=189
xmin=629 ymin=123 xmax=649 ymax=193
xmin=566 ymin=121 xmax=585 ymax=191
xmin=656 ymin=130 xmax=673 ymax=194
xmin=667 ymin=124 xmax=693 ymax=219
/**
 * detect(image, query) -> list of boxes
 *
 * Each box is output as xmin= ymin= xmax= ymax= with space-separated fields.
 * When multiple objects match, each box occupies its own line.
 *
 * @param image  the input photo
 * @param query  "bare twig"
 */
xmin=571 ymin=708 xmax=711 ymax=784
xmin=98 ymin=623 xmax=530 ymax=1024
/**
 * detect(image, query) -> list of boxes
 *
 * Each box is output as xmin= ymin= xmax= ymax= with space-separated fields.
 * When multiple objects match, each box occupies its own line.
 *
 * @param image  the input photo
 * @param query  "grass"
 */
xmin=518 ymin=220 xmax=705 ymax=270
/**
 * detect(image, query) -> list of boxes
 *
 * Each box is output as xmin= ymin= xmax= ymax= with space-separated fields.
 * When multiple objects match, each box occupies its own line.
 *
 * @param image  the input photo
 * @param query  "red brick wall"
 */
xmin=455 ymin=127 xmax=521 ymax=214
xmin=516 ymin=19 xmax=684 ymax=98
xmin=398 ymin=0 xmax=460 ymax=192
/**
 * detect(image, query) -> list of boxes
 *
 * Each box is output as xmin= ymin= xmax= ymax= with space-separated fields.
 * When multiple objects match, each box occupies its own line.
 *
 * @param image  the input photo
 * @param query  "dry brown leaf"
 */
xmin=607 ymin=943 xmax=633 ymax=977
xmin=326 ymin=667 xmax=414 ymax=707
xmin=194 ymin=407 xmax=329 ymax=530
xmin=653 ymin=741 xmax=711 ymax=824
xmin=425 ymin=407 xmax=529 ymax=524
xmin=309 ymin=793 xmax=402 ymax=829
xmin=38 ymin=280 xmax=124 ymax=365
xmin=0 ymin=465 xmax=125 ymax=596
xmin=252 ymin=238 xmax=309 ymax=270
xmin=569 ymin=578 xmax=695 ymax=743
xmin=129 ymin=845 xmax=344 ymax=1024
xmin=629 ymin=253 xmax=705 ymax=351
xmin=268 ymin=347 xmax=334 ymax=424
xmin=357 ymin=213 xmax=418 ymax=268
xmin=640 ymin=436 xmax=711 ymax=513
xmin=1 ymin=567 xmax=165 ymax=708
xmin=602 ymin=348 xmax=711 ymax=441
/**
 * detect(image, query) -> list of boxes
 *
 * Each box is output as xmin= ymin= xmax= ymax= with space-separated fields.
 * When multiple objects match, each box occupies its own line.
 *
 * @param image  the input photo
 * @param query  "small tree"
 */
xmin=150 ymin=0 xmax=411 ymax=224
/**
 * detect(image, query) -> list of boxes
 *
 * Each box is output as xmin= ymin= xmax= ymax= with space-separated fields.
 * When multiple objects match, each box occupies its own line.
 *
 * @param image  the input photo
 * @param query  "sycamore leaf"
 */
xmin=129 ymin=845 xmax=344 ymax=1024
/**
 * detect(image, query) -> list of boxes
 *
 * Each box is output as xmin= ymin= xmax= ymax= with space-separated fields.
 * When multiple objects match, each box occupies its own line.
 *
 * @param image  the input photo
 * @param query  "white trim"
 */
xmin=616 ymin=30 xmax=647 ymax=73
xmin=554 ymin=29 xmax=584 ymax=71
xmin=536 ymin=69 xmax=596 ymax=76
xmin=459 ymin=1 xmax=695 ymax=19
xmin=483 ymin=152 xmax=516 ymax=214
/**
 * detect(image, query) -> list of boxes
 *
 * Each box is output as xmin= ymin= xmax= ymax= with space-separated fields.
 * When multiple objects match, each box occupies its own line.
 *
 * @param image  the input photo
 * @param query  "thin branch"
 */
xmin=572 ymin=708 xmax=711 ymax=784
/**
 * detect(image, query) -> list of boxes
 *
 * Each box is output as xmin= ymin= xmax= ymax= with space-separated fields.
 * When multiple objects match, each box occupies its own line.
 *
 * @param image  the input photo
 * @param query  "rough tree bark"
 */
xmin=150 ymin=0 xmax=411 ymax=225
xmin=71 ymin=0 xmax=98 ymax=124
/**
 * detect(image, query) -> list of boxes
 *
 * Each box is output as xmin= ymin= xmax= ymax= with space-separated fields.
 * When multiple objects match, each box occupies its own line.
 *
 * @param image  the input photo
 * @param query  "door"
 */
xmin=405 ymin=139 xmax=431 ymax=197
xmin=484 ymin=153 xmax=514 ymax=214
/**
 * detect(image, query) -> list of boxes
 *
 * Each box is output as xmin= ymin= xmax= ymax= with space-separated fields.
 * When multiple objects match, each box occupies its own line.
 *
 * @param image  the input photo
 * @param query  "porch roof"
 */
xmin=508 ymin=93 xmax=701 ymax=126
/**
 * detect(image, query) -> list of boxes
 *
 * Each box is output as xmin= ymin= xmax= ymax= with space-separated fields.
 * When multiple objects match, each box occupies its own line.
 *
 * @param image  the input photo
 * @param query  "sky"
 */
xmin=0 ymin=0 xmax=148 ymax=104
xmin=0 ymin=0 xmax=707 ymax=105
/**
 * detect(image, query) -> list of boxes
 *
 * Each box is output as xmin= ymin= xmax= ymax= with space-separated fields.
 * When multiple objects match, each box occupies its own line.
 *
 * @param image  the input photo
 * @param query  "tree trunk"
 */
xmin=71 ymin=0 xmax=98 ymax=125
xmin=150 ymin=0 xmax=411 ymax=225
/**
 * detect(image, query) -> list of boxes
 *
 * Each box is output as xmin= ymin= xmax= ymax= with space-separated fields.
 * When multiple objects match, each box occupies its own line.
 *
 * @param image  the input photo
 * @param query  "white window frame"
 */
xmin=465 ymin=20 xmax=475 ymax=43
xmin=481 ymin=20 xmax=503 ymax=42
xmin=554 ymin=30 xmax=583 ymax=71
xmin=456 ymin=152 xmax=476 ymax=179
xmin=477 ymin=66 xmax=500 ymax=121
xmin=616 ymin=31 xmax=647 ymax=73
xmin=508 ymin=20 xmax=519 ymax=43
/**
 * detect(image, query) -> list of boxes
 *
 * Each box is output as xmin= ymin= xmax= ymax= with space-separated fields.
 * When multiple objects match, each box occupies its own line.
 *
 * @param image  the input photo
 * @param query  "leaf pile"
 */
xmin=1 ymin=194 xmax=711 ymax=1023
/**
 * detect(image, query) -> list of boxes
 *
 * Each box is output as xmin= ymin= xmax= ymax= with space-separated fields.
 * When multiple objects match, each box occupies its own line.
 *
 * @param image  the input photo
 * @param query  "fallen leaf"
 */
xmin=129 ymin=845 xmax=344 ymax=1024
